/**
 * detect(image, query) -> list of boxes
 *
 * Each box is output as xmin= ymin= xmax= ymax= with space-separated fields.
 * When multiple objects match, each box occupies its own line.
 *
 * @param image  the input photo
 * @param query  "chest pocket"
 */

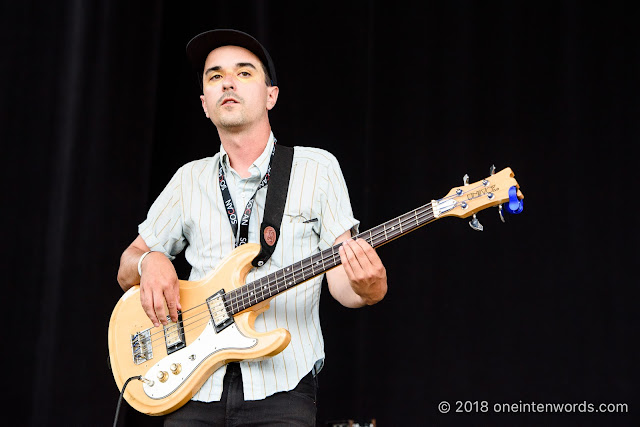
xmin=277 ymin=213 xmax=321 ymax=263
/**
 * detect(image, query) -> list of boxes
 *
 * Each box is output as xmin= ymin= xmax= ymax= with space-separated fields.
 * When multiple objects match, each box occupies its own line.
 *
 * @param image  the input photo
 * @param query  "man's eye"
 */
xmin=239 ymin=71 xmax=251 ymax=77
xmin=209 ymin=74 xmax=222 ymax=80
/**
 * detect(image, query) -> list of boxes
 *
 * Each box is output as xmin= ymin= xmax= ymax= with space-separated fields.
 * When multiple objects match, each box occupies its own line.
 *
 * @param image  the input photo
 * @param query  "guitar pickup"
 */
xmin=163 ymin=311 xmax=186 ymax=355
xmin=207 ymin=290 xmax=234 ymax=333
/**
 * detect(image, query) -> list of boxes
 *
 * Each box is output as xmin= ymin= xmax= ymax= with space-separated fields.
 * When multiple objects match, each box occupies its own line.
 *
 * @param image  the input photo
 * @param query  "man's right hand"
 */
xmin=139 ymin=252 xmax=182 ymax=327
xmin=117 ymin=235 xmax=182 ymax=328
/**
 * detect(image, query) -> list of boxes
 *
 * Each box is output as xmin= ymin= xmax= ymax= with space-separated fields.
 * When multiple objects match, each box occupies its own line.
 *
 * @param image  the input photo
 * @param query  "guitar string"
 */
xmin=144 ymin=182 xmax=510 ymax=355
xmin=138 ymin=204 xmax=439 ymax=350
xmin=142 ymin=181 xmax=485 ymax=336
xmin=224 ymin=204 xmax=438 ymax=312
xmin=155 ymin=204 xmax=435 ymax=334
xmin=227 ymin=178 xmax=504 ymax=310
xmin=192 ymin=203 xmax=434 ymax=320
xmin=134 ymin=182 xmax=498 ymax=352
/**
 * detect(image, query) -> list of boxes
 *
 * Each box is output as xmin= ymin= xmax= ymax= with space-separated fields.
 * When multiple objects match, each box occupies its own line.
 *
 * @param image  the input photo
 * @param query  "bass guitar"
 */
xmin=108 ymin=166 xmax=524 ymax=415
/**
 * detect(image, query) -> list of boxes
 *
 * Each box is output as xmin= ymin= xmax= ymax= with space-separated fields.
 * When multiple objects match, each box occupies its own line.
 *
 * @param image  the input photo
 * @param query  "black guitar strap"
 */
xmin=252 ymin=144 xmax=294 ymax=267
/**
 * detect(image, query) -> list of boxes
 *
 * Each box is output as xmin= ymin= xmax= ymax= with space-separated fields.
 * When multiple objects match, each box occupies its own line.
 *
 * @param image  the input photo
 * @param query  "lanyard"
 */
xmin=218 ymin=142 xmax=276 ymax=247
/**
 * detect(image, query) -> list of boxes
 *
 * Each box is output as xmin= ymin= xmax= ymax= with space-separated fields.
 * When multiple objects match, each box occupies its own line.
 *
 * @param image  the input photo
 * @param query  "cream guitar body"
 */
xmin=108 ymin=243 xmax=290 ymax=416
xmin=108 ymin=166 xmax=524 ymax=416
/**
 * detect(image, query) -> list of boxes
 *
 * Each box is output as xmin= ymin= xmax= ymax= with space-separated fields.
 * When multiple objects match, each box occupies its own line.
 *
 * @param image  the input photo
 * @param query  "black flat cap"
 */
xmin=186 ymin=29 xmax=277 ymax=86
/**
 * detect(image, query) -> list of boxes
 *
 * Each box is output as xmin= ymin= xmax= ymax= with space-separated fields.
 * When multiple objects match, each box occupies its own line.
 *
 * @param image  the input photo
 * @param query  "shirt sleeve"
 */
xmin=137 ymin=168 xmax=187 ymax=260
xmin=317 ymin=152 xmax=360 ymax=251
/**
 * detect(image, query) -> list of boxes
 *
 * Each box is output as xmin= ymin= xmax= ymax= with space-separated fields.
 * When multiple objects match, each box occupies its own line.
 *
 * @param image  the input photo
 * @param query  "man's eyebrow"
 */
xmin=236 ymin=62 xmax=257 ymax=70
xmin=204 ymin=62 xmax=258 ymax=75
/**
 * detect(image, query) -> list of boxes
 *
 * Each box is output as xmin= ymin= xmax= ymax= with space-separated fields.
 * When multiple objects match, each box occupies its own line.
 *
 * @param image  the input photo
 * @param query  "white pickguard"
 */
xmin=142 ymin=320 xmax=257 ymax=399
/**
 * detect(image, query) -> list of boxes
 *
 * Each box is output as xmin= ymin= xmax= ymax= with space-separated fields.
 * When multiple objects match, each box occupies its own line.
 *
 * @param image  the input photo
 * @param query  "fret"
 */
xmin=246 ymin=282 xmax=254 ymax=307
xmin=238 ymin=290 xmax=244 ymax=312
xmin=414 ymin=209 xmax=419 ymax=227
xmin=250 ymin=281 xmax=258 ymax=305
xmin=375 ymin=225 xmax=384 ymax=246
xmin=333 ymin=246 xmax=339 ymax=267
xmin=388 ymin=219 xmax=398 ymax=239
xmin=283 ymin=265 xmax=291 ymax=290
xmin=284 ymin=264 xmax=295 ymax=289
xmin=257 ymin=276 xmax=265 ymax=299
xmin=272 ymin=269 xmax=281 ymax=293
xmin=230 ymin=289 xmax=240 ymax=312
xmin=271 ymin=271 xmax=279 ymax=293
xmin=310 ymin=253 xmax=317 ymax=276
xmin=241 ymin=289 xmax=248 ymax=312
xmin=223 ymin=290 xmax=233 ymax=313
xmin=262 ymin=276 xmax=270 ymax=298
xmin=233 ymin=290 xmax=243 ymax=313
xmin=371 ymin=227 xmax=379 ymax=247
xmin=279 ymin=269 xmax=287 ymax=292
xmin=300 ymin=258 xmax=311 ymax=282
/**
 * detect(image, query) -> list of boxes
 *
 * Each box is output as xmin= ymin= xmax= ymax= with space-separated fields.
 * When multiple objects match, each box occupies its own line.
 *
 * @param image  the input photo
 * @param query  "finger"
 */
xmin=339 ymin=242 xmax=355 ymax=280
xmin=153 ymin=290 xmax=169 ymax=326
xmin=341 ymin=239 xmax=365 ymax=278
xmin=140 ymin=285 xmax=160 ymax=327
xmin=164 ymin=282 xmax=181 ymax=323
xmin=347 ymin=238 xmax=370 ymax=272
xmin=352 ymin=237 xmax=383 ymax=267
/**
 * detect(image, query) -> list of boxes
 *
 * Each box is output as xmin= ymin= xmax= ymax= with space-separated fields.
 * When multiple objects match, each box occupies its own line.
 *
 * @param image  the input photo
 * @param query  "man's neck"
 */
xmin=218 ymin=125 xmax=271 ymax=178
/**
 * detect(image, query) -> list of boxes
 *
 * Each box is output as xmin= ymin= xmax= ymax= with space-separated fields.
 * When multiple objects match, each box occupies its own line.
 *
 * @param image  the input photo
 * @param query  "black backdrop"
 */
xmin=3 ymin=1 xmax=637 ymax=426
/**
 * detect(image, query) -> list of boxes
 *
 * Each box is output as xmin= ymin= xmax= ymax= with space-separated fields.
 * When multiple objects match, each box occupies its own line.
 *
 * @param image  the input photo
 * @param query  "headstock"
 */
xmin=432 ymin=166 xmax=524 ymax=229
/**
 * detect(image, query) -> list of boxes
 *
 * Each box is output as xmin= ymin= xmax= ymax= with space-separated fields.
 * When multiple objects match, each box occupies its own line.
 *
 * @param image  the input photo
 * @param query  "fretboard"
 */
xmin=223 ymin=202 xmax=437 ymax=315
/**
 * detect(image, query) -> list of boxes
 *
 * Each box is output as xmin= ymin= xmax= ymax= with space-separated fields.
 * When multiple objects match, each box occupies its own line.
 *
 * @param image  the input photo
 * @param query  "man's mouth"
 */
xmin=221 ymin=97 xmax=239 ymax=106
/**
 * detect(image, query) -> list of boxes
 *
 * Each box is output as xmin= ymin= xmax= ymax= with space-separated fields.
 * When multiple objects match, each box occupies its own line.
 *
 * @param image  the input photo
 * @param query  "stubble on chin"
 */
xmin=216 ymin=111 xmax=246 ymax=129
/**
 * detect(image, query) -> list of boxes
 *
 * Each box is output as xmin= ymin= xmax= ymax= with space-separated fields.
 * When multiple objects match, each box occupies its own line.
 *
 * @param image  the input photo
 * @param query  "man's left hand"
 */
xmin=338 ymin=237 xmax=387 ymax=305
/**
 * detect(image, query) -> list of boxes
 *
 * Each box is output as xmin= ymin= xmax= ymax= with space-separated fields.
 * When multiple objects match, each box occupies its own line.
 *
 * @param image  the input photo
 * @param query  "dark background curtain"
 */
xmin=3 ymin=1 xmax=636 ymax=426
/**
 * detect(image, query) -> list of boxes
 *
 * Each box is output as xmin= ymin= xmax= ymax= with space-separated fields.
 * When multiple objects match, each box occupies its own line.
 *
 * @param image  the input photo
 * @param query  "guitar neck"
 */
xmin=224 ymin=202 xmax=437 ymax=315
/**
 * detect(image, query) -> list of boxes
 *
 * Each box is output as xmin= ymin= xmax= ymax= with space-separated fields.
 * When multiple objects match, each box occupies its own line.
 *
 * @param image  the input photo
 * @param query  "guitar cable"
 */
xmin=112 ymin=375 xmax=142 ymax=427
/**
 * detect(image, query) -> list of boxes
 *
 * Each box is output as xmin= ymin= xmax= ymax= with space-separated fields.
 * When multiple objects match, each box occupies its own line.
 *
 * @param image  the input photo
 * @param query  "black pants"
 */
xmin=164 ymin=363 xmax=317 ymax=426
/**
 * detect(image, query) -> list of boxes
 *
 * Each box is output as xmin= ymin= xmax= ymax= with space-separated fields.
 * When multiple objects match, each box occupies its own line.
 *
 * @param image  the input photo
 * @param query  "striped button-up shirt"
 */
xmin=138 ymin=133 xmax=359 ymax=401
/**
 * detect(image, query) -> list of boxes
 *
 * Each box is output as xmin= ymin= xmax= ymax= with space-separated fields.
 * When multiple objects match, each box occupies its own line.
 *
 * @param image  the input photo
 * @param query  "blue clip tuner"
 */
xmin=504 ymin=186 xmax=524 ymax=214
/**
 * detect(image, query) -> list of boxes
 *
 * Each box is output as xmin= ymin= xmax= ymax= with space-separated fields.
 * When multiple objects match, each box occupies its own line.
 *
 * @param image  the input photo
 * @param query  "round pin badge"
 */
xmin=264 ymin=226 xmax=277 ymax=246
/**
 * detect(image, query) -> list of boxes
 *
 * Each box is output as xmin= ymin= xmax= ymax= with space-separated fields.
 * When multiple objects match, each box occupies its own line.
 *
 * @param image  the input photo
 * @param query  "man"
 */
xmin=117 ymin=29 xmax=387 ymax=426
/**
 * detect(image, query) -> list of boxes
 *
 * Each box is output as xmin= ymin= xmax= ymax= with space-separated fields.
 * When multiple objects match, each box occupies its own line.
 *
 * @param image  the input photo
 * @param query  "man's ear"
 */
xmin=200 ymin=95 xmax=210 ymax=118
xmin=266 ymin=86 xmax=279 ymax=111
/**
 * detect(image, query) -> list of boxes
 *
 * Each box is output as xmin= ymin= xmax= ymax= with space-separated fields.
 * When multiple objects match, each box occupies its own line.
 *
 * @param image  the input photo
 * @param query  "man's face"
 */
xmin=200 ymin=45 xmax=278 ymax=130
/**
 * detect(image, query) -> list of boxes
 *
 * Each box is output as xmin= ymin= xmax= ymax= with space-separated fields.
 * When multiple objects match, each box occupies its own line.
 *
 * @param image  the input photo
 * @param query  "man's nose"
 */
xmin=222 ymin=73 xmax=236 ymax=90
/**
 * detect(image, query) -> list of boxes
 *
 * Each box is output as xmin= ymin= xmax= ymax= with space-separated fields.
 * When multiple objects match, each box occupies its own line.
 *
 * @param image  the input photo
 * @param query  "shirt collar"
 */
xmin=219 ymin=131 xmax=276 ymax=179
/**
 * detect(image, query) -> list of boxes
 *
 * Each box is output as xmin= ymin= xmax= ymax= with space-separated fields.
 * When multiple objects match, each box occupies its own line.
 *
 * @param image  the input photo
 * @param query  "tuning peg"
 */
xmin=489 ymin=165 xmax=508 ymax=223
xmin=462 ymin=174 xmax=484 ymax=231
xmin=469 ymin=214 xmax=484 ymax=231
